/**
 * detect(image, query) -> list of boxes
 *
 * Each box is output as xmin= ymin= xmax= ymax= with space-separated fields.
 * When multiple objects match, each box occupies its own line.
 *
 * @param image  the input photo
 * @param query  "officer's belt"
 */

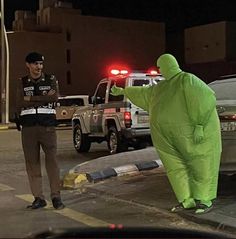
xmin=20 ymin=108 xmax=56 ymax=115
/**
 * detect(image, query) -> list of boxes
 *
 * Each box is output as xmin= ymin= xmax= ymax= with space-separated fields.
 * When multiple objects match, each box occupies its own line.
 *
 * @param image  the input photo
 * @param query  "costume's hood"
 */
xmin=156 ymin=54 xmax=182 ymax=80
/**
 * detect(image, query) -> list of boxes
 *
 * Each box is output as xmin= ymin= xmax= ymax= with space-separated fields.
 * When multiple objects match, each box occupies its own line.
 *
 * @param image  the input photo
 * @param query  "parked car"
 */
xmin=56 ymin=95 xmax=89 ymax=126
xmin=208 ymin=75 xmax=236 ymax=174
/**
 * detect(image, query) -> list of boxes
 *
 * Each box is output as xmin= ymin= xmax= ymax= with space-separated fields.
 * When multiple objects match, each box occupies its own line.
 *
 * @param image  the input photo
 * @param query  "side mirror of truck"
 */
xmin=89 ymin=96 xmax=97 ymax=105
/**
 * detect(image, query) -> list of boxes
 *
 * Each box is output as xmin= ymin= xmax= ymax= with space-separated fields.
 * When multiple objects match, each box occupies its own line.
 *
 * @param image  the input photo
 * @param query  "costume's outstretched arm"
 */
xmin=111 ymin=85 xmax=153 ymax=112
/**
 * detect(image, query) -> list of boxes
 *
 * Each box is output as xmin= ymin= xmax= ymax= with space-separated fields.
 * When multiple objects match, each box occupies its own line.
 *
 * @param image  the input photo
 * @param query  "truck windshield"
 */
xmin=58 ymin=98 xmax=84 ymax=106
xmin=133 ymin=79 xmax=152 ymax=86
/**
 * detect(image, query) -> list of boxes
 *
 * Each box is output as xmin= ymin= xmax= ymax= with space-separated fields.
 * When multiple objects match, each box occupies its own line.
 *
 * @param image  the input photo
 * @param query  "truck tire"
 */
xmin=73 ymin=123 xmax=91 ymax=152
xmin=107 ymin=126 xmax=128 ymax=154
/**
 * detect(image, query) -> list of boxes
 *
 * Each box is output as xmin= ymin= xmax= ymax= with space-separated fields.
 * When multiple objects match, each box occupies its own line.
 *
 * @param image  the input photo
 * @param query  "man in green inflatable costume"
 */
xmin=111 ymin=53 xmax=222 ymax=214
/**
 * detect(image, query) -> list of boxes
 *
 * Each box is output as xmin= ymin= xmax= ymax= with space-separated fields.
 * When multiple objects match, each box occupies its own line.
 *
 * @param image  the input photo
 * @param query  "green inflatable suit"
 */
xmin=111 ymin=53 xmax=222 ymax=214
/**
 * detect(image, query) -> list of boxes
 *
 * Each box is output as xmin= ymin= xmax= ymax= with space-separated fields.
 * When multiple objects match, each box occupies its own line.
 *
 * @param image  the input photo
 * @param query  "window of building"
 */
xmin=45 ymin=14 xmax=48 ymax=24
xmin=66 ymin=71 xmax=71 ymax=85
xmin=66 ymin=49 xmax=71 ymax=64
xmin=19 ymin=22 xmax=22 ymax=30
xmin=66 ymin=30 xmax=71 ymax=42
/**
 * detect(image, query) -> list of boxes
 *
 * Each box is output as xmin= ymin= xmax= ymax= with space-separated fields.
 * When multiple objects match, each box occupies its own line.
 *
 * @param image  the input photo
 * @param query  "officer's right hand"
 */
xmin=24 ymin=96 xmax=31 ymax=101
xmin=47 ymin=89 xmax=56 ymax=95
xmin=111 ymin=85 xmax=124 ymax=96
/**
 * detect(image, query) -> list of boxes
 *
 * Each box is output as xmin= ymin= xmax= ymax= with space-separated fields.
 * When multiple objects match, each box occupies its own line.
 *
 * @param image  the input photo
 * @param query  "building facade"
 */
xmin=0 ymin=0 xmax=165 ymax=121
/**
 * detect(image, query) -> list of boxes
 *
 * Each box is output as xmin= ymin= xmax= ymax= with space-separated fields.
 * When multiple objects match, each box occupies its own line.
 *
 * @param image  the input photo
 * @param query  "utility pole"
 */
xmin=0 ymin=0 xmax=6 ymax=124
xmin=1 ymin=0 xmax=9 ymax=124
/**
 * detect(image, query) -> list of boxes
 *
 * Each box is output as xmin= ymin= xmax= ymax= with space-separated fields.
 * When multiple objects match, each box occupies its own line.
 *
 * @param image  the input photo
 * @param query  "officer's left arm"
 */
xmin=26 ymin=75 xmax=59 ymax=103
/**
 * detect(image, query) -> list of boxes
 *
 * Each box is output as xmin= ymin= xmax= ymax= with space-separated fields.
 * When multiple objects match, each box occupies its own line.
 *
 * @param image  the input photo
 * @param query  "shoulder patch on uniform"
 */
xmin=50 ymin=75 xmax=55 ymax=80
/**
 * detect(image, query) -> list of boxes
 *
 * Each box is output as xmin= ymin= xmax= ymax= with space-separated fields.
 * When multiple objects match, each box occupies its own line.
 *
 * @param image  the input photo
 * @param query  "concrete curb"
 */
xmin=178 ymin=210 xmax=236 ymax=235
xmin=62 ymin=160 xmax=160 ymax=189
xmin=0 ymin=124 xmax=16 ymax=130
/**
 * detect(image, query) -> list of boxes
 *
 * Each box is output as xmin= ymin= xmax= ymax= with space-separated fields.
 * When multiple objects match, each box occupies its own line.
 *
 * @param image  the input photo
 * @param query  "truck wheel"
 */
xmin=73 ymin=124 xmax=91 ymax=152
xmin=107 ymin=126 xmax=127 ymax=154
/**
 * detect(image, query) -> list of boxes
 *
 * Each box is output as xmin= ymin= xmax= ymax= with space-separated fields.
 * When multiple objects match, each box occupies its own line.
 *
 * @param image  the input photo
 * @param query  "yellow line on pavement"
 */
xmin=0 ymin=126 xmax=8 ymax=130
xmin=16 ymin=194 xmax=109 ymax=227
xmin=0 ymin=183 xmax=15 ymax=191
xmin=55 ymin=207 xmax=109 ymax=227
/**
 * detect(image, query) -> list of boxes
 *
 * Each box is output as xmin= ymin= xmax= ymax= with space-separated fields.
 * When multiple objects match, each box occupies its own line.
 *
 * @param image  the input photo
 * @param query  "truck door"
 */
xmin=90 ymin=82 xmax=107 ymax=133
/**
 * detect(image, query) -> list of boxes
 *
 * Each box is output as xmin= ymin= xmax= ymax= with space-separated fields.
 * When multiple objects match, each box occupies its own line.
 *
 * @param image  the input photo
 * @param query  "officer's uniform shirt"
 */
xmin=16 ymin=73 xmax=59 ymax=127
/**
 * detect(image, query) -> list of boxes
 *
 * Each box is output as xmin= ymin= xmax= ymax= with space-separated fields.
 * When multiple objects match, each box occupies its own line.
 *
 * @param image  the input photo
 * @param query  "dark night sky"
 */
xmin=4 ymin=0 xmax=236 ymax=31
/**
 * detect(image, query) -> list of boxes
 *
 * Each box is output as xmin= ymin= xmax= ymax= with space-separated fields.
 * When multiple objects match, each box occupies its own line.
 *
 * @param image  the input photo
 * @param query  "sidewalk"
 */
xmin=63 ymin=147 xmax=236 ymax=235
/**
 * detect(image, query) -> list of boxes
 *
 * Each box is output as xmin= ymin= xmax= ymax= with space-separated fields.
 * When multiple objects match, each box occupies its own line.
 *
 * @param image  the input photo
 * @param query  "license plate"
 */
xmin=137 ymin=115 xmax=149 ymax=123
xmin=221 ymin=122 xmax=236 ymax=131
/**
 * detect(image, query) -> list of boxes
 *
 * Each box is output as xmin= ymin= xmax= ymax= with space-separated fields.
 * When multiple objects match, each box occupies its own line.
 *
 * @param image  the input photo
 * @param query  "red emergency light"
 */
xmin=108 ymin=64 xmax=160 ymax=77
xmin=108 ymin=64 xmax=130 ymax=77
xmin=147 ymin=67 xmax=160 ymax=76
xmin=110 ymin=69 xmax=120 ymax=75
xmin=110 ymin=68 xmax=129 ymax=76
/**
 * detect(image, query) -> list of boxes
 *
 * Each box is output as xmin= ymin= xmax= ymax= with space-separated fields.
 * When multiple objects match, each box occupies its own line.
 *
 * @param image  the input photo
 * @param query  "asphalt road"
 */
xmin=0 ymin=128 xmax=232 ymax=238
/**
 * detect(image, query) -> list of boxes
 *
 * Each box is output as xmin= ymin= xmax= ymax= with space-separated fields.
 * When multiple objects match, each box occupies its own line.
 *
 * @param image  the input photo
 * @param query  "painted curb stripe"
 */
xmin=135 ymin=161 xmax=159 ymax=171
xmin=16 ymin=194 xmax=109 ymax=227
xmin=86 ymin=168 xmax=117 ymax=183
xmin=113 ymin=164 xmax=139 ymax=176
xmin=65 ymin=160 xmax=163 ymax=186
xmin=63 ymin=173 xmax=88 ymax=188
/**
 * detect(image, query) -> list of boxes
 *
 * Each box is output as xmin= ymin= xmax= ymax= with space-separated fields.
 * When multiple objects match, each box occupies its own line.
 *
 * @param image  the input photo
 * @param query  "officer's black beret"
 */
xmin=25 ymin=52 xmax=44 ymax=63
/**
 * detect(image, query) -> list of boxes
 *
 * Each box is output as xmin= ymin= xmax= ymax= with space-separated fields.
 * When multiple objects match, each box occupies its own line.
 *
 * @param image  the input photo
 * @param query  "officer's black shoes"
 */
xmin=26 ymin=197 xmax=65 ymax=210
xmin=52 ymin=197 xmax=65 ymax=210
xmin=27 ymin=197 xmax=47 ymax=209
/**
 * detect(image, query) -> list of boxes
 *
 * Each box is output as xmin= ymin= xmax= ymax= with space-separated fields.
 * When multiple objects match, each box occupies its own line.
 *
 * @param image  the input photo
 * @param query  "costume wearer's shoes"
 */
xmin=52 ymin=197 xmax=65 ymax=210
xmin=171 ymin=201 xmax=197 ymax=213
xmin=171 ymin=203 xmax=185 ymax=213
xmin=195 ymin=204 xmax=213 ymax=214
xmin=27 ymin=197 xmax=47 ymax=209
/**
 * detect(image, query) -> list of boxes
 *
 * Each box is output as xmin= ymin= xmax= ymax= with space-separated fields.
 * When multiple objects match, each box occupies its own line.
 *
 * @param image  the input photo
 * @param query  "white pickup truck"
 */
xmin=72 ymin=68 xmax=163 ymax=154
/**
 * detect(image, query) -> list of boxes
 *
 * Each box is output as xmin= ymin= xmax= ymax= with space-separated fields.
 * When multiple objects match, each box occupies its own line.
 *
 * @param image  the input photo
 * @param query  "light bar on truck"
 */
xmin=108 ymin=64 xmax=161 ymax=77
xmin=110 ymin=69 xmax=129 ymax=76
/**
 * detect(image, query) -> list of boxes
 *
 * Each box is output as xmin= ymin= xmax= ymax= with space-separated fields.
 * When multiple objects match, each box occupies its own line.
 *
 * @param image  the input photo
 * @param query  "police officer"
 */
xmin=15 ymin=52 xmax=65 ymax=210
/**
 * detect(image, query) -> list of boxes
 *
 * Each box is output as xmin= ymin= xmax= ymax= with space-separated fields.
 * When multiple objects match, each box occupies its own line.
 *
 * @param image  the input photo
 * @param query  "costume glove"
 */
xmin=111 ymin=85 xmax=124 ymax=96
xmin=193 ymin=125 xmax=204 ymax=144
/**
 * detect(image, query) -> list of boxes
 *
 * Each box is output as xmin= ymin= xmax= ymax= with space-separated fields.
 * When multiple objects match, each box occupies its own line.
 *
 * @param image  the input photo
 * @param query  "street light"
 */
xmin=0 ymin=0 xmax=9 ymax=124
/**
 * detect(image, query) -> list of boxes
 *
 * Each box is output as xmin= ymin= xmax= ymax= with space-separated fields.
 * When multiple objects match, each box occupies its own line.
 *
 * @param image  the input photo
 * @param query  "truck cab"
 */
xmin=72 ymin=67 xmax=163 ymax=154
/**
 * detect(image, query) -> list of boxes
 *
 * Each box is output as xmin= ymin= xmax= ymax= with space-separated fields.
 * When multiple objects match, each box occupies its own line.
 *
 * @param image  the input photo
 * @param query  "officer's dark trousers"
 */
xmin=21 ymin=125 xmax=61 ymax=199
